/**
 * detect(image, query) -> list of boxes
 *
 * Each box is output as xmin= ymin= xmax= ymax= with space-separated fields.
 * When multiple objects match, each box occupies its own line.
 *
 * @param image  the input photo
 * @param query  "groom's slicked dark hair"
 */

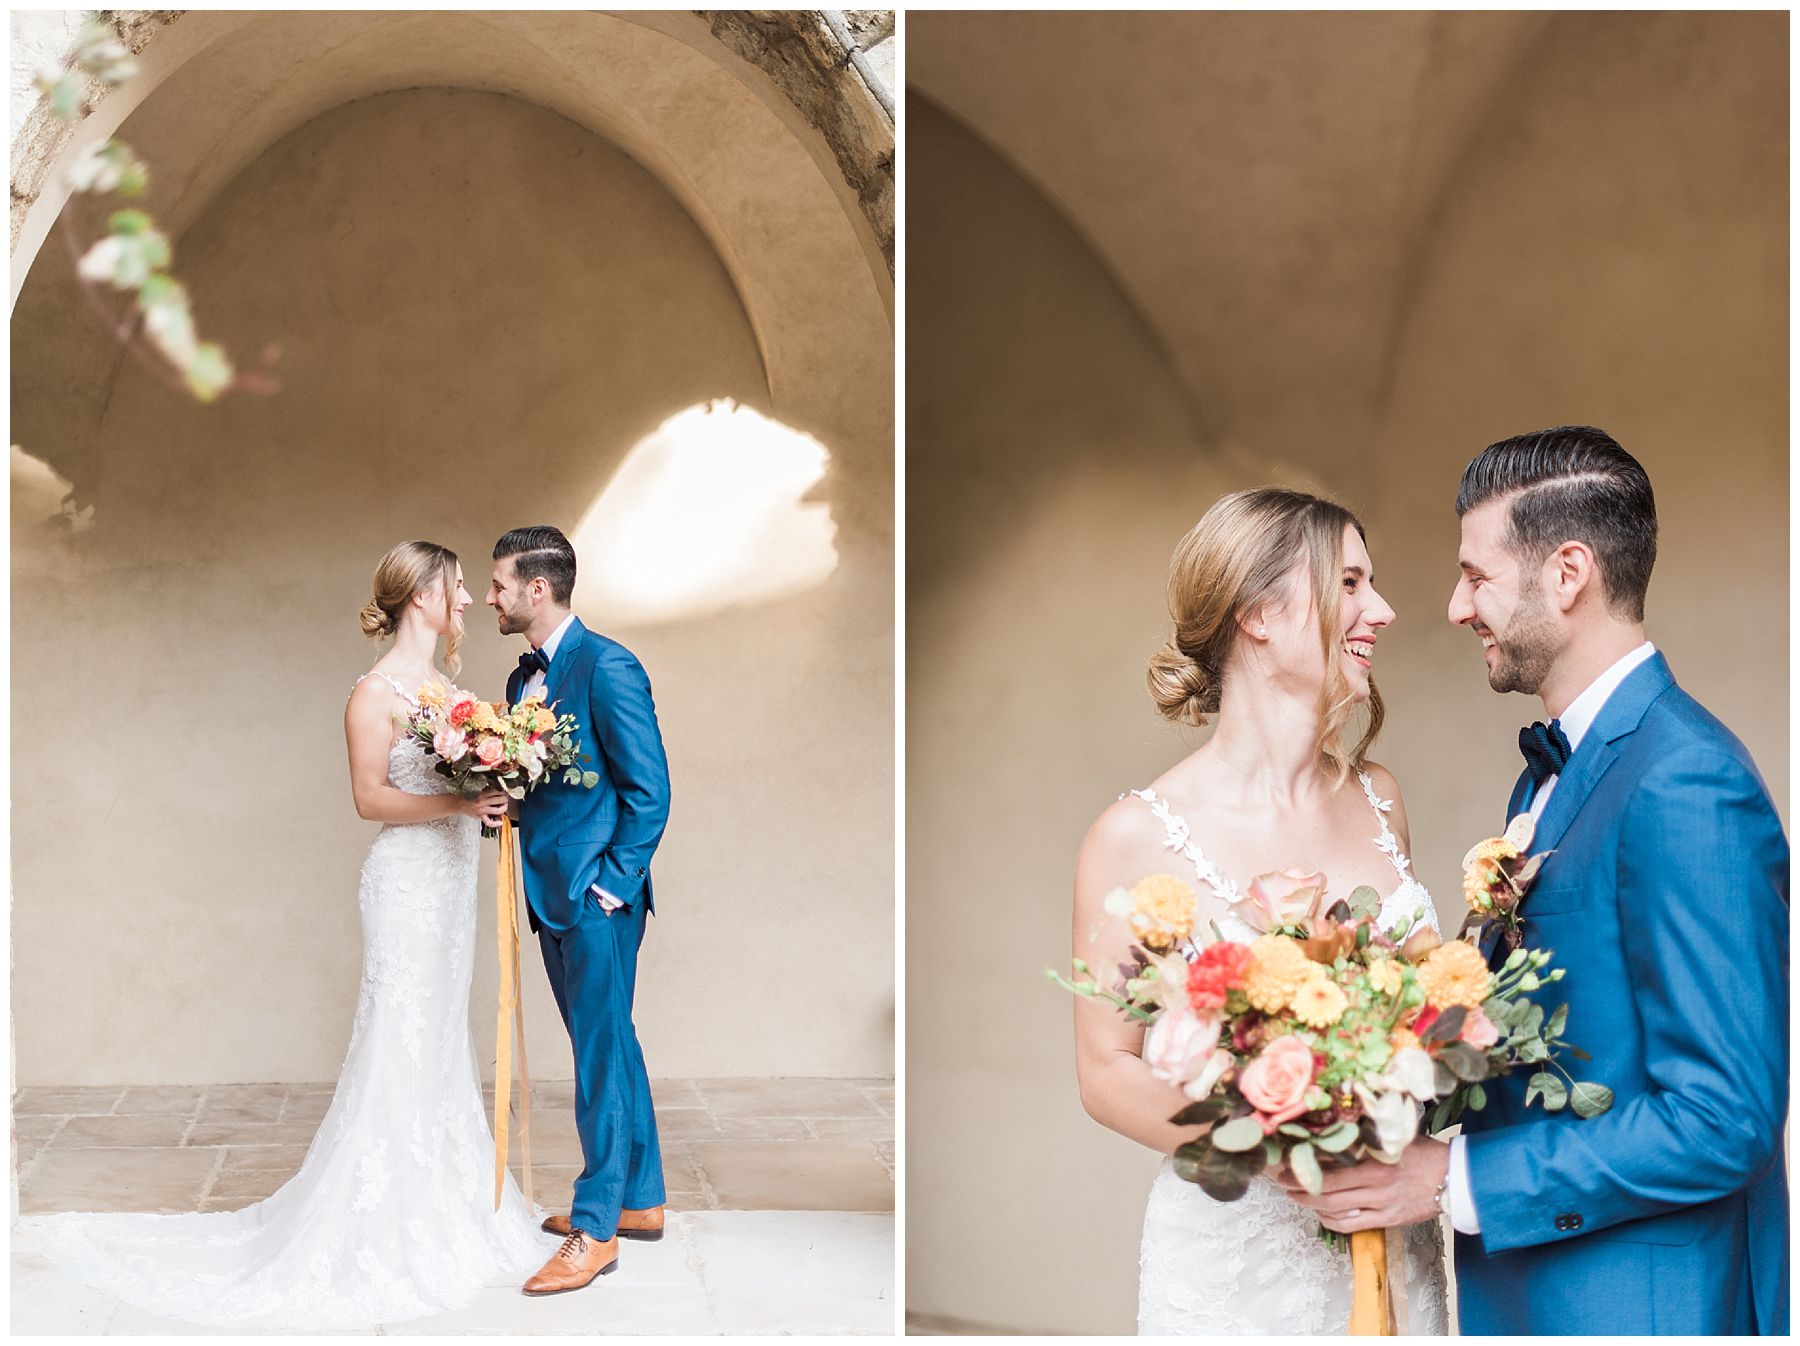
xmin=1455 ymin=425 xmax=1656 ymax=622
xmin=494 ymin=525 xmax=577 ymax=605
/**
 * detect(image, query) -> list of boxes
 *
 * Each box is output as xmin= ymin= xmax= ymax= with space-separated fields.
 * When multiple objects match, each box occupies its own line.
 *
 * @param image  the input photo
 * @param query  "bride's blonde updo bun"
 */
xmin=361 ymin=540 xmax=464 ymax=677
xmin=1147 ymin=638 xmax=1217 ymax=727
xmin=359 ymin=597 xmax=395 ymax=640
xmin=1151 ymin=487 xmax=1383 ymax=780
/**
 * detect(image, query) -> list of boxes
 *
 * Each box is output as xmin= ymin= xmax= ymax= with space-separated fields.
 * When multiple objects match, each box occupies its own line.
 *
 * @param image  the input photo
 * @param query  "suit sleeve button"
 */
xmin=1568 ymin=1214 xmax=1583 ymax=1230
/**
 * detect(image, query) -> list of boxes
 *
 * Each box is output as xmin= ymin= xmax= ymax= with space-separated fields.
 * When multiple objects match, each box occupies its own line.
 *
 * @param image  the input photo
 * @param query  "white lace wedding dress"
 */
xmin=16 ymin=672 xmax=552 ymax=1330
xmin=1128 ymin=772 xmax=1450 ymax=1335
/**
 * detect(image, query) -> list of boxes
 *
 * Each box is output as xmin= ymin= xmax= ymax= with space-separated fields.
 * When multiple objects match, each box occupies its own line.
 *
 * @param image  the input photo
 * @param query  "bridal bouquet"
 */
xmin=1051 ymin=868 xmax=1611 ymax=1206
xmin=407 ymin=683 xmax=599 ymax=837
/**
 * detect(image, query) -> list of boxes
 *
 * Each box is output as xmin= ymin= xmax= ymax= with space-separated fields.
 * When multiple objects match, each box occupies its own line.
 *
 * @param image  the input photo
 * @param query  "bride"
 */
xmin=1072 ymin=489 xmax=1449 ymax=1335
xmin=17 ymin=541 xmax=553 ymax=1330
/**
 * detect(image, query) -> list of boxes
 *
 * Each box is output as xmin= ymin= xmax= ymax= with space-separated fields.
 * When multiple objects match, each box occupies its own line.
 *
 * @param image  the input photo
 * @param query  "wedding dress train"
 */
xmin=16 ymin=672 xmax=551 ymax=1329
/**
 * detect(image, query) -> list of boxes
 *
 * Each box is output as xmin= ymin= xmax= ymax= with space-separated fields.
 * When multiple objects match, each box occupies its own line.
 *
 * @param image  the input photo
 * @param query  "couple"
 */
xmin=21 ymin=525 xmax=668 ymax=1328
xmin=1075 ymin=427 xmax=1788 ymax=1335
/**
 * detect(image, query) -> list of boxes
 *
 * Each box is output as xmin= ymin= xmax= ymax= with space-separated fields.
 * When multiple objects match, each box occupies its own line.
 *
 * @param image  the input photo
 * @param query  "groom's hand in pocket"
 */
xmin=1276 ymin=1136 xmax=1450 ymax=1232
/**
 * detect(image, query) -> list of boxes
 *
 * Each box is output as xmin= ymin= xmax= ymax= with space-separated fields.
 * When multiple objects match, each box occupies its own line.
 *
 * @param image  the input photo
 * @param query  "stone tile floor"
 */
xmin=12 ymin=1078 xmax=894 ymax=1335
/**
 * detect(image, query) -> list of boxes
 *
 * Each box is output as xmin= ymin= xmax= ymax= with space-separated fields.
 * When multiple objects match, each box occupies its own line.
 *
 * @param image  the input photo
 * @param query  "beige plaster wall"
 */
xmin=14 ymin=87 xmax=893 ymax=1085
xmin=906 ymin=11 xmax=1785 ymax=1334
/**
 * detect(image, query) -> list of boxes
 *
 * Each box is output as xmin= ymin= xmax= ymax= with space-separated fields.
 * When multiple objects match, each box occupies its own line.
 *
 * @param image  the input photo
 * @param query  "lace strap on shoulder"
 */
xmin=1356 ymin=770 xmax=1415 ymax=882
xmin=353 ymin=669 xmax=414 ymax=702
xmin=1122 ymin=788 xmax=1240 ymax=903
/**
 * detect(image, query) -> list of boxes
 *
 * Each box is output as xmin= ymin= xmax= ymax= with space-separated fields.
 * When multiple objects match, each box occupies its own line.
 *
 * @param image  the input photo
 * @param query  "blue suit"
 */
xmin=1456 ymin=653 xmax=1788 ymax=1335
xmin=508 ymin=616 xmax=669 ymax=1239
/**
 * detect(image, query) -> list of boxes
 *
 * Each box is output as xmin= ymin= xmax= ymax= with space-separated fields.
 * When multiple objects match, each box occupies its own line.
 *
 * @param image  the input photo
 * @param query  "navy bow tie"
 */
xmin=518 ymin=647 xmax=550 ymax=679
xmin=1519 ymin=719 xmax=1572 ymax=786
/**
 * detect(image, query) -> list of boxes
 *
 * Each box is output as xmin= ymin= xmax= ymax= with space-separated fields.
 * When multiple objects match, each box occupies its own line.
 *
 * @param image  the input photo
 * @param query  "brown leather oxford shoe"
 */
xmin=522 ymin=1228 xmax=619 ymax=1296
xmin=541 ymin=1205 xmax=665 ymax=1241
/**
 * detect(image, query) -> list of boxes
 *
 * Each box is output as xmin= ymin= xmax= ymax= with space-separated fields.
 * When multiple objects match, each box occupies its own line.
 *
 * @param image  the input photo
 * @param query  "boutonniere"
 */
xmin=1460 ymin=813 xmax=1551 ymax=951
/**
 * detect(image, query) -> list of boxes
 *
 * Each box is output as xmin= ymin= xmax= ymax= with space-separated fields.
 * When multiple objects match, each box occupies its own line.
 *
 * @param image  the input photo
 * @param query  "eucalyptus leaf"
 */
xmin=1422 ymin=1005 xmax=1467 ymax=1044
xmin=1438 ymin=1043 xmax=1490 ymax=1082
xmin=1209 ymin=1116 xmax=1264 ymax=1153
xmin=1570 ymin=1081 xmax=1615 ymax=1119
xmin=1429 ymin=1096 xmax=1455 ymax=1132
xmin=1193 ymin=1158 xmax=1255 ymax=1203
xmin=1528 ymin=1071 xmax=1567 ymax=1111
xmin=1315 ymin=1122 xmax=1359 ymax=1153
xmin=1466 ymin=1083 xmax=1487 ymax=1112
xmin=1544 ymin=1005 xmax=1569 ymax=1040
xmin=1170 ymin=1099 xmax=1228 ymax=1127
xmin=1289 ymin=1142 xmax=1323 ymax=1196
xmin=1277 ymin=1123 xmax=1313 ymax=1139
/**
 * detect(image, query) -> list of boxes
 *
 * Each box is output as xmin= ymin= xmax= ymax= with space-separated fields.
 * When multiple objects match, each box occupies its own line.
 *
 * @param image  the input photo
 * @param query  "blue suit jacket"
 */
xmin=1456 ymin=653 xmax=1788 ymax=1335
xmin=506 ymin=617 xmax=670 ymax=932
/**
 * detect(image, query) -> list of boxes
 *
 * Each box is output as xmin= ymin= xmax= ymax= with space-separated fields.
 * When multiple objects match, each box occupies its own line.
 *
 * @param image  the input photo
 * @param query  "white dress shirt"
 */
xmin=522 ymin=613 xmax=622 ymax=912
xmin=1447 ymin=641 xmax=1657 ymax=1234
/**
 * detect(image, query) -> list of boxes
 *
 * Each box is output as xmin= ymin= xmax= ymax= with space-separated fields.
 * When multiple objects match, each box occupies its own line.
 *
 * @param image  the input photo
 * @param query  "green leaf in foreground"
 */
xmin=1527 ymin=1071 xmax=1567 ymax=1111
xmin=1570 ymin=1081 xmax=1614 ymax=1119
xmin=1209 ymin=1116 xmax=1265 ymax=1153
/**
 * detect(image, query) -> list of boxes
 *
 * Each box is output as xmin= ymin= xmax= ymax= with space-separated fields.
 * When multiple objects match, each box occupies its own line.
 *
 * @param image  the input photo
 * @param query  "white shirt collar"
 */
xmin=536 ymin=612 xmax=577 ymax=664
xmin=1556 ymin=642 xmax=1656 ymax=752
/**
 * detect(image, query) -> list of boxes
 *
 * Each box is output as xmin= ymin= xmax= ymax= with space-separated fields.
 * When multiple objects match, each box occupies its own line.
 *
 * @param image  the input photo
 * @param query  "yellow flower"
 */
xmin=520 ymin=688 xmax=547 ymax=706
xmin=1291 ymin=969 xmax=1348 ymax=1029
xmin=1468 ymin=837 xmax=1519 ymax=865
xmin=533 ymin=708 xmax=557 ymax=734
xmin=1244 ymin=934 xmax=1314 ymax=1014
xmin=1388 ymin=1026 xmax=1421 ymax=1054
xmin=1125 ymin=873 xmax=1198 ymax=953
xmin=1461 ymin=862 xmax=1495 ymax=911
xmin=1417 ymin=940 xmax=1492 ymax=1010
xmin=415 ymin=681 xmax=448 ymax=709
xmin=470 ymin=702 xmax=506 ymax=734
xmin=1365 ymin=958 xmax=1404 ymax=999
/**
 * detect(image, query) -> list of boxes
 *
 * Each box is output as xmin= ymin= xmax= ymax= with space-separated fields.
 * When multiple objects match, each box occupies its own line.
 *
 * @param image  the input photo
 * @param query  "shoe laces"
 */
xmin=555 ymin=1229 xmax=589 ymax=1262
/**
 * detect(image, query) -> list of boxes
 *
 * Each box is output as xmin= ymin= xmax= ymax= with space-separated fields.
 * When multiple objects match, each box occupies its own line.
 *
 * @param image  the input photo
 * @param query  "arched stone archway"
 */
xmin=11 ymin=11 xmax=894 ymax=1089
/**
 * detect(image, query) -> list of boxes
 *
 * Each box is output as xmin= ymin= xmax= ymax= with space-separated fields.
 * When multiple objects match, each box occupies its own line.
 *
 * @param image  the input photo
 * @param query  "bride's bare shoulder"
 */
xmin=1077 ymin=791 xmax=1171 ymax=884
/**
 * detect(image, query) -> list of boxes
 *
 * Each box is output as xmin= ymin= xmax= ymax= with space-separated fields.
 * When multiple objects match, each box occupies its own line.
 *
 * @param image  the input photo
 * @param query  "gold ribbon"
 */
xmin=493 ymin=816 xmax=534 ymax=1210
xmin=1348 ymin=1227 xmax=1395 ymax=1334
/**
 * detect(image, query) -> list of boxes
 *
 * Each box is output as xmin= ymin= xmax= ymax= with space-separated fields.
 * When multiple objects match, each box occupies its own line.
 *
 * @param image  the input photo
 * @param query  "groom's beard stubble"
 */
xmin=496 ymin=599 xmax=530 ymax=636
xmin=1486 ymin=579 xmax=1559 ymax=696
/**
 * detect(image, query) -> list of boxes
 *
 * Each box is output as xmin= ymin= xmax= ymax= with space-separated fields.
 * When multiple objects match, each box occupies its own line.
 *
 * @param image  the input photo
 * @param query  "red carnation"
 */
xmin=449 ymin=700 xmax=475 ymax=728
xmin=1187 ymin=941 xmax=1255 ymax=1011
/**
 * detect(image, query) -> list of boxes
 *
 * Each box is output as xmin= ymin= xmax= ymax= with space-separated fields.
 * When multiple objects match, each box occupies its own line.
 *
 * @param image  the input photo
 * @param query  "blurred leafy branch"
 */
xmin=34 ymin=13 xmax=279 ymax=402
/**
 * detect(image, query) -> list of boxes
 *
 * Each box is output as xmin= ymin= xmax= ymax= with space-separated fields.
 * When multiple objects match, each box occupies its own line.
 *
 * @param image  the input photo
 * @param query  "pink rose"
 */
xmin=1232 ymin=868 xmax=1329 ymax=933
xmin=1237 ymin=1034 xmax=1318 ymax=1133
xmin=1459 ymin=1006 xmax=1500 ymax=1051
xmin=432 ymin=725 xmax=469 ymax=762
xmin=1142 ymin=1007 xmax=1225 ymax=1096
xmin=475 ymin=736 xmax=505 ymax=768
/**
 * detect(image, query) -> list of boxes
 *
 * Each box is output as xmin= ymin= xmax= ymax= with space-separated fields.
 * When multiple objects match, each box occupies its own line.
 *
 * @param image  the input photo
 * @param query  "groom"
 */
xmin=1286 ymin=427 xmax=1788 ymax=1333
xmin=487 ymin=525 xmax=670 ymax=1295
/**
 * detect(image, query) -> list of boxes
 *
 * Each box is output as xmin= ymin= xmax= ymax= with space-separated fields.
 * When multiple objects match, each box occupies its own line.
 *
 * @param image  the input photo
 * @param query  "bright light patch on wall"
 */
xmin=569 ymin=400 xmax=837 ymax=626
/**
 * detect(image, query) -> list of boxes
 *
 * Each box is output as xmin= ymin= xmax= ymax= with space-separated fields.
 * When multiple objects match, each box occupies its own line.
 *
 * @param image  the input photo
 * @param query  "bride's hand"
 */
xmin=458 ymin=788 xmax=510 ymax=826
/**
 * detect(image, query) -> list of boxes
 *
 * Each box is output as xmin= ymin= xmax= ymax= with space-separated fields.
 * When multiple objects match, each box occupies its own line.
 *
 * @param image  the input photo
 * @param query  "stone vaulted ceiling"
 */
xmin=909 ymin=10 xmax=1552 ymax=474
